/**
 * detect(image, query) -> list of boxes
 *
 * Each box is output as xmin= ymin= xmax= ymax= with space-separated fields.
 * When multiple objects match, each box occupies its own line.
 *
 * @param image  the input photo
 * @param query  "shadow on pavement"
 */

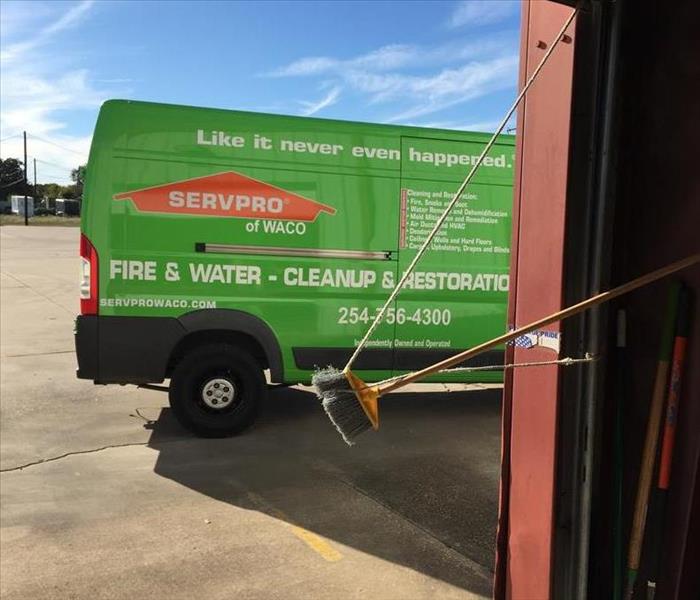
xmin=147 ymin=385 xmax=502 ymax=596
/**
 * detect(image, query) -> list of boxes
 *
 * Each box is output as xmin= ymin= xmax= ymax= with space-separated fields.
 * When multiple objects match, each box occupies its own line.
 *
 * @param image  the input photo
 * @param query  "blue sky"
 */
xmin=0 ymin=0 xmax=520 ymax=183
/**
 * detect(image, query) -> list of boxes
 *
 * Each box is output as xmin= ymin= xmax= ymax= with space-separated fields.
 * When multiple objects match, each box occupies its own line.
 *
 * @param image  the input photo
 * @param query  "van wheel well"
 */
xmin=167 ymin=331 xmax=268 ymax=377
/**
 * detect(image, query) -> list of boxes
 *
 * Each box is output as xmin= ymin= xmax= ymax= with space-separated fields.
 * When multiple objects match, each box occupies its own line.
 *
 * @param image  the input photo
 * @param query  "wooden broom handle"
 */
xmin=378 ymin=254 xmax=699 ymax=394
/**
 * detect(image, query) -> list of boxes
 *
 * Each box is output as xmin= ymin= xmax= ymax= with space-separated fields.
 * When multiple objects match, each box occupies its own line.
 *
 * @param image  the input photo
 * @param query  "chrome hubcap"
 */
xmin=201 ymin=377 xmax=235 ymax=409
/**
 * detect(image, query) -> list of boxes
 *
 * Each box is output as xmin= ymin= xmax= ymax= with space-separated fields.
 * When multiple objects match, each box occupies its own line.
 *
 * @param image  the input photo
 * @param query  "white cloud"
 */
xmin=383 ymin=55 xmax=518 ymax=121
xmin=447 ymin=0 xmax=519 ymax=29
xmin=299 ymin=86 xmax=342 ymax=116
xmin=321 ymin=54 xmax=517 ymax=121
xmin=268 ymin=36 xmax=515 ymax=78
xmin=1 ymin=0 xmax=95 ymax=63
xmin=0 ymin=66 xmax=98 ymax=183
xmin=270 ymin=57 xmax=339 ymax=77
xmin=266 ymin=31 xmax=519 ymax=124
xmin=267 ymin=46 xmax=416 ymax=78
xmin=267 ymin=33 xmax=518 ymax=124
xmin=2 ymin=70 xmax=106 ymax=133
xmin=0 ymin=1 xmax=118 ymax=184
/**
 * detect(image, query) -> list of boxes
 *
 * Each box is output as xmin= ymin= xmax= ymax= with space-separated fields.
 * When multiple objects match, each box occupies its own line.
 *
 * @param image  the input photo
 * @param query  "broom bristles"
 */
xmin=312 ymin=367 xmax=373 ymax=445
xmin=311 ymin=366 xmax=350 ymax=393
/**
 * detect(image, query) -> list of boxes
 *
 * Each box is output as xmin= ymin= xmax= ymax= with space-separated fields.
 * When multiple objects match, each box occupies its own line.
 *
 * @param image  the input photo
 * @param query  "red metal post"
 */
xmin=495 ymin=2 xmax=577 ymax=598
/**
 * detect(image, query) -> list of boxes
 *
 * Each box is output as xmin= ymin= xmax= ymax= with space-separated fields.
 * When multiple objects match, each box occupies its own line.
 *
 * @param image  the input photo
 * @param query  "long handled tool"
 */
xmin=613 ymin=309 xmax=627 ymax=600
xmin=313 ymin=255 xmax=699 ymax=444
xmin=623 ymin=284 xmax=681 ymax=599
xmin=644 ymin=285 xmax=692 ymax=600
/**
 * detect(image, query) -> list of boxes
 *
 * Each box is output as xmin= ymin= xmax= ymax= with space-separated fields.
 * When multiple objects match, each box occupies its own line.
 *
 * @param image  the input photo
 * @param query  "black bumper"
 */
xmin=75 ymin=315 xmax=185 ymax=384
xmin=75 ymin=315 xmax=99 ymax=379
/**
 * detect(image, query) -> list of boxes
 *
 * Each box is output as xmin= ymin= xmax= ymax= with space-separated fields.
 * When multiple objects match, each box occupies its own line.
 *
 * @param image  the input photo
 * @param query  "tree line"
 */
xmin=0 ymin=158 xmax=86 ymax=202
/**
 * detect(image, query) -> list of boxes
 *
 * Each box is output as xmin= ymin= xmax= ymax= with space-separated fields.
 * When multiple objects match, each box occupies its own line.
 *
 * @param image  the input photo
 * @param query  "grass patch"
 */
xmin=0 ymin=215 xmax=80 ymax=227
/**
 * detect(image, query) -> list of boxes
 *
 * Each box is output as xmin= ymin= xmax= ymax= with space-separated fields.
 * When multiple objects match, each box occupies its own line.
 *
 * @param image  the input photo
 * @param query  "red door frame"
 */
xmin=495 ymin=3 xmax=578 ymax=598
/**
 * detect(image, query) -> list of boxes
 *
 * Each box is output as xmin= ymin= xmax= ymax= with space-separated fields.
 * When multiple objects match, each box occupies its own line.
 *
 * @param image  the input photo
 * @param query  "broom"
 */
xmin=313 ymin=255 xmax=699 ymax=444
xmin=315 ymin=5 xmax=580 ymax=444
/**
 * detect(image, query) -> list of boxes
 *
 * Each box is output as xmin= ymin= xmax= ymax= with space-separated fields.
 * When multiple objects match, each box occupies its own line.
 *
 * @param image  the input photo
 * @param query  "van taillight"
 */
xmin=80 ymin=233 xmax=98 ymax=315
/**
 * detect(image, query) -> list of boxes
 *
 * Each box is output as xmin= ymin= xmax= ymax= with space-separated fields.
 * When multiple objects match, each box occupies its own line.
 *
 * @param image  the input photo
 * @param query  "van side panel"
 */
xmin=80 ymin=100 xmax=514 ymax=384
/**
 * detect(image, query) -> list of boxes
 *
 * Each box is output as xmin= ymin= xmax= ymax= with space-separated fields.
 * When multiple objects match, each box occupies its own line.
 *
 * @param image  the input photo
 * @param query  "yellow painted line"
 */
xmin=286 ymin=522 xmax=343 ymax=562
xmin=246 ymin=492 xmax=342 ymax=563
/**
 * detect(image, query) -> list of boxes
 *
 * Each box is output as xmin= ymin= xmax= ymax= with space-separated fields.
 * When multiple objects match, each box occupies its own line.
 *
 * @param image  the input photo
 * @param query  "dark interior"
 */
xmin=555 ymin=1 xmax=699 ymax=598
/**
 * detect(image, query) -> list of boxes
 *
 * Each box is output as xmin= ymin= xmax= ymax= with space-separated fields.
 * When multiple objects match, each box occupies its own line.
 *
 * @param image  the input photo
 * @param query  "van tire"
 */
xmin=168 ymin=344 xmax=264 ymax=437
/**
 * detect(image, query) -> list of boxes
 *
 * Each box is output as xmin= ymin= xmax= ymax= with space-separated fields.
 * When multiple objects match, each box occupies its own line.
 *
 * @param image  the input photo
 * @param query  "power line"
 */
xmin=34 ymin=173 xmax=73 ymax=183
xmin=27 ymin=161 xmax=73 ymax=181
xmin=35 ymin=158 xmax=74 ymax=172
xmin=28 ymin=134 xmax=87 ymax=157
xmin=0 ymin=134 xmax=22 ymax=144
xmin=37 ymin=170 xmax=72 ymax=179
xmin=23 ymin=156 xmax=78 ymax=183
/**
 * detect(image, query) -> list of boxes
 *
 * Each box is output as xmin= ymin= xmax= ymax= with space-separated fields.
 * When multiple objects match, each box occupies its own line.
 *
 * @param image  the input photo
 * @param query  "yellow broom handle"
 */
xmin=378 ymin=254 xmax=699 ymax=395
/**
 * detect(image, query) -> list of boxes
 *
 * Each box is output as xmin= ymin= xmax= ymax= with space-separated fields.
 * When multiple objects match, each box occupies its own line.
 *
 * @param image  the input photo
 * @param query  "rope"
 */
xmin=440 ymin=353 xmax=596 ymax=374
xmin=372 ymin=353 xmax=596 ymax=389
xmin=344 ymin=6 xmax=579 ymax=371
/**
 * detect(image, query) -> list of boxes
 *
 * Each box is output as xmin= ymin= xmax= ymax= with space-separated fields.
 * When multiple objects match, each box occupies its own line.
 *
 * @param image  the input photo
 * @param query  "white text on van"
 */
xmin=168 ymin=191 xmax=284 ymax=214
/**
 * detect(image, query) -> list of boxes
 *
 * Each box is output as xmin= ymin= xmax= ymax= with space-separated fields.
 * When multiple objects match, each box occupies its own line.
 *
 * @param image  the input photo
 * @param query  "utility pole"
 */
xmin=33 ymin=158 xmax=37 ymax=205
xmin=23 ymin=131 xmax=28 ymax=226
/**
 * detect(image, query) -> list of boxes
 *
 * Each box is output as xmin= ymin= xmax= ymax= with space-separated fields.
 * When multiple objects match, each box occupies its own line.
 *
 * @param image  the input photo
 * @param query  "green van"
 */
xmin=75 ymin=100 xmax=514 ymax=436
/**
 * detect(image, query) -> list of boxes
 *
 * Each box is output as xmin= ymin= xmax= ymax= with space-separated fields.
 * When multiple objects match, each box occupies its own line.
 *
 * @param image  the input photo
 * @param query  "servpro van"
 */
xmin=75 ymin=100 xmax=514 ymax=436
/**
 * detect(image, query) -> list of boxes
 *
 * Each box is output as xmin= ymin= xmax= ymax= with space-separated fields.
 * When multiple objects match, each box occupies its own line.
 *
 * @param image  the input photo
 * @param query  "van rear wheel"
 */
xmin=169 ymin=344 xmax=264 ymax=437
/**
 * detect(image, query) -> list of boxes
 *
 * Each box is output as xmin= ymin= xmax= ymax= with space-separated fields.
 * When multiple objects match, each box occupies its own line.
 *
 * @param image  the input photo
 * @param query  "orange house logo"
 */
xmin=113 ymin=171 xmax=336 ymax=222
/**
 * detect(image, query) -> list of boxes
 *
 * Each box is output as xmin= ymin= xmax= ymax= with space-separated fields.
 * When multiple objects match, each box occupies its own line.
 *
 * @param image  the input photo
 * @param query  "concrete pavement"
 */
xmin=1 ymin=226 xmax=501 ymax=599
